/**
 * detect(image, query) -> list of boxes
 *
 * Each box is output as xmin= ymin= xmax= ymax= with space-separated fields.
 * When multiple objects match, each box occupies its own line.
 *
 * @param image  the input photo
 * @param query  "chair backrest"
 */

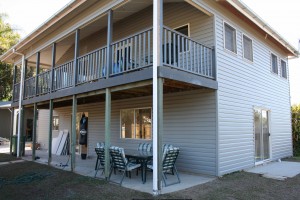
xmin=138 ymin=143 xmax=152 ymax=152
xmin=109 ymin=146 xmax=127 ymax=170
xmin=163 ymin=144 xmax=173 ymax=151
xmin=96 ymin=142 xmax=105 ymax=148
xmin=162 ymin=147 xmax=180 ymax=172
xmin=95 ymin=147 xmax=105 ymax=166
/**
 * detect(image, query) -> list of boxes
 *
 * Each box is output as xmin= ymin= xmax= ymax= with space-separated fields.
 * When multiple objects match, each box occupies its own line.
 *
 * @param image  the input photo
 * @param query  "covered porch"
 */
xmin=19 ymin=77 xmax=217 ymax=193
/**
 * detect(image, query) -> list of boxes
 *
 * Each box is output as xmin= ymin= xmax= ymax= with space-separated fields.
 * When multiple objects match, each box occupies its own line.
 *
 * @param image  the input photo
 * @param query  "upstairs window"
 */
xmin=271 ymin=54 xmax=278 ymax=74
xmin=243 ymin=34 xmax=253 ymax=61
xmin=281 ymin=60 xmax=287 ymax=79
xmin=224 ymin=23 xmax=237 ymax=53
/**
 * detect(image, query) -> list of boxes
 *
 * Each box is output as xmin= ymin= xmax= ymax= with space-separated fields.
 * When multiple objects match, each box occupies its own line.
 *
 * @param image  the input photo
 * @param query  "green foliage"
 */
xmin=0 ymin=13 xmax=20 ymax=101
xmin=292 ymin=104 xmax=300 ymax=156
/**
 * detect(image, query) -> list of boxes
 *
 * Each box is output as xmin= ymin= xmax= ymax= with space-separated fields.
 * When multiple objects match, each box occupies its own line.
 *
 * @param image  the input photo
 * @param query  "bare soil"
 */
xmin=1 ymin=153 xmax=300 ymax=200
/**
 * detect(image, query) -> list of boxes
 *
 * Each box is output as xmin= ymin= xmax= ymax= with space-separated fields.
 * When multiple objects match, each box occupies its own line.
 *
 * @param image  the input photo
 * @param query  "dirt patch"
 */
xmin=0 ymin=161 xmax=153 ymax=200
xmin=0 ymin=153 xmax=20 ymax=162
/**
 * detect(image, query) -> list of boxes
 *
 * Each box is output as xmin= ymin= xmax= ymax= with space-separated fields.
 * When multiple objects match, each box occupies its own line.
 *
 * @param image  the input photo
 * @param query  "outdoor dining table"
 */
xmin=125 ymin=149 xmax=153 ymax=184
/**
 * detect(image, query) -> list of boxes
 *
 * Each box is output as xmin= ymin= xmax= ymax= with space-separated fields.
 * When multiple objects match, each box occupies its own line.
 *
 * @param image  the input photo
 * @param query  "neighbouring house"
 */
xmin=0 ymin=0 xmax=298 ymax=193
xmin=0 ymin=101 xmax=12 ymax=139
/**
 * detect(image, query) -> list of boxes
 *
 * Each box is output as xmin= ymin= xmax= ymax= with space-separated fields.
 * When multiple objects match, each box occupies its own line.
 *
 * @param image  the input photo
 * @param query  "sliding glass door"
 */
xmin=254 ymin=109 xmax=270 ymax=163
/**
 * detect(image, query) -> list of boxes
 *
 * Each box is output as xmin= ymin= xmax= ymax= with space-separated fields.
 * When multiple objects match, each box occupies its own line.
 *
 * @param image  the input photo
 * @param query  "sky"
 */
xmin=0 ymin=0 xmax=299 ymax=104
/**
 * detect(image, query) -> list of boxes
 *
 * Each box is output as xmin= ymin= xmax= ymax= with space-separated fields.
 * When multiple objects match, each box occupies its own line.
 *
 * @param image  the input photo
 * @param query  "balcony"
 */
xmin=14 ymin=26 xmax=215 ymax=102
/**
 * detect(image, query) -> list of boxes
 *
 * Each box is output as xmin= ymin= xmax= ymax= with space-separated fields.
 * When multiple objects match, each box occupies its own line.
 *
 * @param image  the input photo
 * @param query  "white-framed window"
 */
xmin=242 ymin=34 xmax=253 ymax=61
xmin=224 ymin=22 xmax=237 ymax=53
xmin=120 ymin=107 xmax=152 ymax=140
xmin=281 ymin=60 xmax=287 ymax=79
xmin=271 ymin=53 xmax=278 ymax=74
xmin=53 ymin=116 xmax=59 ymax=131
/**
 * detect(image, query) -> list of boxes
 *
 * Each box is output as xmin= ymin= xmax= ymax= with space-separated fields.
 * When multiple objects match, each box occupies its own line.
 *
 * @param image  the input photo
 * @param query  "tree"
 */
xmin=0 ymin=14 xmax=20 ymax=101
xmin=292 ymin=104 xmax=300 ymax=156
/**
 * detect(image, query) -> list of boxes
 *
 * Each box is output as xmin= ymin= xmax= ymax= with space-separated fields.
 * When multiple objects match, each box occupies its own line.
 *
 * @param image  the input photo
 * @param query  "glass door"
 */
xmin=254 ymin=109 xmax=270 ymax=163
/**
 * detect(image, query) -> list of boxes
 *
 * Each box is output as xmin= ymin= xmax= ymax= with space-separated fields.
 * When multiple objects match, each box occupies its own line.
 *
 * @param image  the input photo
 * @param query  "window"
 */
xmin=281 ymin=60 xmax=287 ymax=79
xmin=53 ymin=116 xmax=59 ymax=131
xmin=243 ymin=34 xmax=253 ymax=61
xmin=271 ymin=54 xmax=278 ymax=74
xmin=121 ymin=108 xmax=152 ymax=140
xmin=175 ymin=24 xmax=189 ymax=36
xmin=224 ymin=23 xmax=237 ymax=53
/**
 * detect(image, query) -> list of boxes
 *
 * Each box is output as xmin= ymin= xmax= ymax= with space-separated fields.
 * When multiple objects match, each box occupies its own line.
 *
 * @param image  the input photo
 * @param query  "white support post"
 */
xmin=17 ymin=55 xmax=25 ymax=158
xmin=153 ymin=0 xmax=163 ymax=195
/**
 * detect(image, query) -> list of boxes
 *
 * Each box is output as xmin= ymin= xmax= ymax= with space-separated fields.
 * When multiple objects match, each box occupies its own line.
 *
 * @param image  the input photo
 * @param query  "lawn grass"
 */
xmin=1 ymin=153 xmax=300 ymax=200
xmin=282 ymin=156 xmax=300 ymax=162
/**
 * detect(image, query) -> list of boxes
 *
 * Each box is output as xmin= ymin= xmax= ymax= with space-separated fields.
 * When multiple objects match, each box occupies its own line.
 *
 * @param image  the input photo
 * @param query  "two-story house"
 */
xmin=0 ymin=0 xmax=298 ymax=194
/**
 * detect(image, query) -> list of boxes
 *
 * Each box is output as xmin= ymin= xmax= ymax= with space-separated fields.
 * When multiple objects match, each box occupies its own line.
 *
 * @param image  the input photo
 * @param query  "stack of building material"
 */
xmin=51 ymin=130 xmax=69 ymax=155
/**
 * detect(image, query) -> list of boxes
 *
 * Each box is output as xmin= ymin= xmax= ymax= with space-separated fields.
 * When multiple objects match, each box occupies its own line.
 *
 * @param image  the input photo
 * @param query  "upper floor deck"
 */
xmin=11 ymin=1 xmax=217 ymax=105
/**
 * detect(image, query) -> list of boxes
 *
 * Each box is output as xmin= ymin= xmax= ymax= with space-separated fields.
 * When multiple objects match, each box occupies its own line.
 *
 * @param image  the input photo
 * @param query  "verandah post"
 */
xmin=35 ymin=52 xmax=40 ymax=96
xmin=9 ymin=108 xmax=14 ymax=154
xmin=48 ymin=100 xmax=53 ymax=165
xmin=71 ymin=95 xmax=77 ymax=171
xmin=104 ymin=88 xmax=111 ymax=179
xmin=50 ymin=43 xmax=56 ymax=93
xmin=32 ymin=103 xmax=37 ymax=161
xmin=153 ymin=0 xmax=163 ymax=195
xmin=106 ymin=10 xmax=113 ymax=79
xmin=73 ymin=29 xmax=80 ymax=86
xmin=104 ymin=9 xmax=113 ymax=180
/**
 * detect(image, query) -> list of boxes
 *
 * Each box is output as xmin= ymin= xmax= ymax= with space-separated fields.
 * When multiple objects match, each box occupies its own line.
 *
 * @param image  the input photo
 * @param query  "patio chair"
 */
xmin=94 ymin=146 xmax=105 ymax=177
xmin=137 ymin=143 xmax=152 ymax=152
xmin=109 ymin=146 xmax=141 ymax=185
xmin=147 ymin=147 xmax=180 ymax=187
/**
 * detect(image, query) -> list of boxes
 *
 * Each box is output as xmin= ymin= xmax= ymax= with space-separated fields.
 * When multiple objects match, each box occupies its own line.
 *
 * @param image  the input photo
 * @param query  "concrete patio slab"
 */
xmin=245 ymin=161 xmax=300 ymax=180
xmin=21 ymin=149 xmax=215 ymax=194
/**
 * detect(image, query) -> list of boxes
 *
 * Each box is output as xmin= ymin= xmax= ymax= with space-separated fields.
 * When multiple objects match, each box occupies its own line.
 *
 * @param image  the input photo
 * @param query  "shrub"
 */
xmin=292 ymin=105 xmax=300 ymax=156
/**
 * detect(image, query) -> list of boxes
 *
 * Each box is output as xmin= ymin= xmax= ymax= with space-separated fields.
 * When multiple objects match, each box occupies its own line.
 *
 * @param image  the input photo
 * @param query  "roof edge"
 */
xmin=221 ymin=0 xmax=298 ymax=57
xmin=0 ymin=0 xmax=86 ymax=63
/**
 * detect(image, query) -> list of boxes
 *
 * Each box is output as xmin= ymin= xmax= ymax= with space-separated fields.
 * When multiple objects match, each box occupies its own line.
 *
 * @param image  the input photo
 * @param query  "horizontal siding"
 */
xmin=36 ymin=110 xmax=58 ymax=150
xmin=53 ymin=89 xmax=217 ymax=175
xmin=0 ymin=109 xmax=11 ymax=139
xmin=209 ymin=0 xmax=292 ymax=176
xmin=57 ymin=2 xmax=214 ymax=65
xmin=37 ymin=110 xmax=50 ymax=149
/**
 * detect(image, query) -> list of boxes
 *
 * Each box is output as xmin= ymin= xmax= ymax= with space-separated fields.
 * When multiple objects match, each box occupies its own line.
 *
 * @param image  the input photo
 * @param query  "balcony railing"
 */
xmin=37 ymin=70 xmax=51 ymax=95
xmin=77 ymin=47 xmax=106 ymax=84
xmin=53 ymin=60 xmax=74 ymax=91
xmin=14 ymin=26 xmax=215 ymax=102
xmin=111 ymin=27 xmax=153 ymax=76
xmin=24 ymin=77 xmax=36 ymax=99
xmin=13 ymin=83 xmax=20 ymax=102
xmin=163 ymin=26 xmax=214 ymax=78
